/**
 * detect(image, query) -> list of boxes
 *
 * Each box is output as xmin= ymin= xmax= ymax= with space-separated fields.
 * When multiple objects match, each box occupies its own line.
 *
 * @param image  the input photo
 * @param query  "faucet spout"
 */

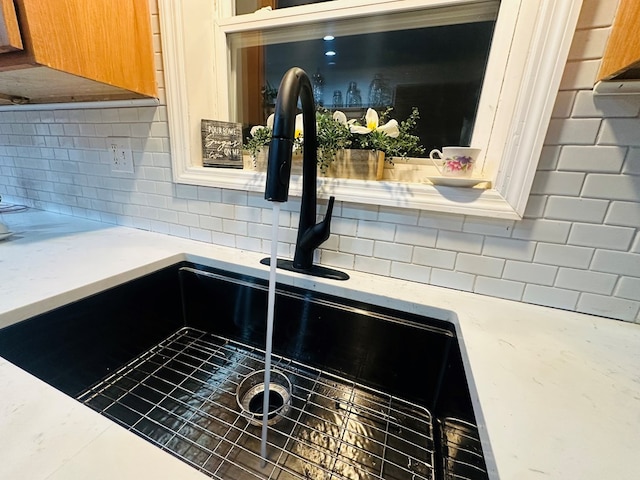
xmin=264 ymin=67 xmax=342 ymax=276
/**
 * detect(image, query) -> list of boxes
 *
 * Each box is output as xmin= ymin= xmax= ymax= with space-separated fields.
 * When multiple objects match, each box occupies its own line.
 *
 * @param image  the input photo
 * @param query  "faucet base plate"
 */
xmin=260 ymin=257 xmax=349 ymax=281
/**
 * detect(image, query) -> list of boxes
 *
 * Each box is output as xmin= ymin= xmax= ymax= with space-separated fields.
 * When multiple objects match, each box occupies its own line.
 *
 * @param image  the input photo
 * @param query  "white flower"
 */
xmin=332 ymin=110 xmax=348 ymax=125
xmin=349 ymin=108 xmax=399 ymax=138
xmin=293 ymin=114 xmax=304 ymax=151
xmin=249 ymin=114 xmax=275 ymax=136
xmin=293 ymin=114 xmax=303 ymax=140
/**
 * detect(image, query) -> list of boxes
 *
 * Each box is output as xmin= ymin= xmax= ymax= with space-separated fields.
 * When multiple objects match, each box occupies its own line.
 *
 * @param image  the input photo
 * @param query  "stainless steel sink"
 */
xmin=0 ymin=262 xmax=488 ymax=480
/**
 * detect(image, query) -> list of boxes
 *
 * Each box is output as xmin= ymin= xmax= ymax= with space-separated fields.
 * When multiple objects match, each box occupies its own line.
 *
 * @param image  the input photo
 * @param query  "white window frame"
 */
xmin=159 ymin=0 xmax=583 ymax=219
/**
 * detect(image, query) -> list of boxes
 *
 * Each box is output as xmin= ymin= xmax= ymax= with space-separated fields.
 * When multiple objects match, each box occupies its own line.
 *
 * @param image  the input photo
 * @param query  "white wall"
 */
xmin=1 ymin=0 xmax=639 ymax=322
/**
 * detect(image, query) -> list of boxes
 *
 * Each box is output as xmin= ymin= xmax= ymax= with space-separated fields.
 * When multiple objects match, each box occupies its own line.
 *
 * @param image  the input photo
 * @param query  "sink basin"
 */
xmin=0 ymin=261 xmax=488 ymax=480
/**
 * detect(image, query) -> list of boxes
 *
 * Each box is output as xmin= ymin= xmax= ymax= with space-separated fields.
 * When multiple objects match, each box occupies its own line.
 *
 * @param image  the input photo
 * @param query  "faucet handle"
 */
xmin=323 ymin=196 xmax=335 ymax=226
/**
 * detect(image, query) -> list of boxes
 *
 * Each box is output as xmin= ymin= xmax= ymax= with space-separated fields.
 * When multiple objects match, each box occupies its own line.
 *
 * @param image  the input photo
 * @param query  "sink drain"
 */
xmin=236 ymin=369 xmax=292 ymax=426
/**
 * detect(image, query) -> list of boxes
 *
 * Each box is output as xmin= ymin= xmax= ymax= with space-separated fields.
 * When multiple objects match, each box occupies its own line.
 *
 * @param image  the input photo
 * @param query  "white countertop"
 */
xmin=1 ymin=209 xmax=639 ymax=480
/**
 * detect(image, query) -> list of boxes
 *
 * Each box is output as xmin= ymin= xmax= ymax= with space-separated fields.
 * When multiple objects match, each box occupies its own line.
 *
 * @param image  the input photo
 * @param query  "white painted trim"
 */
xmin=594 ymin=80 xmax=640 ymax=95
xmin=159 ymin=0 xmax=583 ymax=219
xmin=0 ymin=98 xmax=158 ymax=112
xmin=158 ymin=0 xmax=192 ymax=182
xmin=495 ymin=0 xmax=584 ymax=215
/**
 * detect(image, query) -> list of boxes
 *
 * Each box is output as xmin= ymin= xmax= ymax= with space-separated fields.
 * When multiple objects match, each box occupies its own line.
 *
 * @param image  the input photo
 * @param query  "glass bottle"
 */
xmin=346 ymin=81 xmax=362 ymax=107
xmin=332 ymin=90 xmax=343 ymax=108
xmin=368 ymin=74 xmax=383 ymax=107
xmin=311 ymin=69 xmax=325 ymax=107
xmin=352 ymin=86 xmax=362 ymax=107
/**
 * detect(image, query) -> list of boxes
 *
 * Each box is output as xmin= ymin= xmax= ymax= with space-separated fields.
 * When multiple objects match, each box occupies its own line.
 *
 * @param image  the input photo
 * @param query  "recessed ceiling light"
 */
xmin=325 ymin=50 xmax=336 ymax=56
xmin=323 ymin=35 xmax=335 ymax=41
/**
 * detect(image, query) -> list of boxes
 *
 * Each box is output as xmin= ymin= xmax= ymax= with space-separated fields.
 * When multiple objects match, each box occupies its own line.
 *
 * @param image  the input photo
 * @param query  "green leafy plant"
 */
xmin=349 ymin=107 xmax=424 ymax=161
xmin=315 ymin=108 xmax=352 ymax=173
xmin=244 ymin=106 xmax=424 ymax=170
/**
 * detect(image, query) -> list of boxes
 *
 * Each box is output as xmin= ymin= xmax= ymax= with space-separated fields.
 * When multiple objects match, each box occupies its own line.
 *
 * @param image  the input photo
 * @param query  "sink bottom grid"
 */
xmin=76 ymin=327 xmax=436 ymax=480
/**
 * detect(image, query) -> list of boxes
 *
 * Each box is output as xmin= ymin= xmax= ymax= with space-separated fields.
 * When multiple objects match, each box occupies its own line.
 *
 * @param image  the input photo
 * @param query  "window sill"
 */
xmin=175 ymin=165 xmax=517 ymax=219
xmin=159 ymin=0 xmax=583 ymax=220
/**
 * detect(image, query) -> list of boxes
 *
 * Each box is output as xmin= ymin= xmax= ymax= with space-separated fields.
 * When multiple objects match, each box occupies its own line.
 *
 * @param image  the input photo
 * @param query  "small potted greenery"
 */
xmin=244 ymin=106 xmax=424 ymax=180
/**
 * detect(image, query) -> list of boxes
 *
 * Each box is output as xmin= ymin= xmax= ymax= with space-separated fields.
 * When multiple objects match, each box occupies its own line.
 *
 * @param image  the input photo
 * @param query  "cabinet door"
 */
xmin=598 ymin=0 xmax=640 ymax=81
xmin=0 ymin=0 xmax=22 ymax=53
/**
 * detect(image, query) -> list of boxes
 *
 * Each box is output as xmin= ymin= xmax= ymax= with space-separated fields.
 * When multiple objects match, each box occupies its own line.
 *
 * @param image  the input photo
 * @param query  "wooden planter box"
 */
xmin=244 ymin=148 xmax=385 ymax=181
xmin=324 ymin=149 xmax=385 ymax=181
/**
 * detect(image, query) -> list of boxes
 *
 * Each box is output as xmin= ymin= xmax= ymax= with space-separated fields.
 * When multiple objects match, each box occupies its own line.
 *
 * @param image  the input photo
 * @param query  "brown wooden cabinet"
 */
xmin=597 ymin=0 xmax=640 ymax=82
xmin=0 ymin=0 xmax=156 ymax=105
xmin=0 ymin=0 xmax=22 ymax=54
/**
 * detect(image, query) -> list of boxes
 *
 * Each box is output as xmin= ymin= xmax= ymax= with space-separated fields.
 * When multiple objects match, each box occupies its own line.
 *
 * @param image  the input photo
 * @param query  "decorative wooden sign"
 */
xmin=201 ymin=119 xmax=243 ymax=168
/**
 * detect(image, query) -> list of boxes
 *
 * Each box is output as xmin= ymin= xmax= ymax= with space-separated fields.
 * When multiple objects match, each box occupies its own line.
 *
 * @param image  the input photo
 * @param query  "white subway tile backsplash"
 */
xmin=373 ymin=241 xmax=413 ymax=262
xmin=544 ymin=118 xmax=601 ymax=145
xmin=321 ymin=233 xmax=339 ymax=251
xmin=523 ymin=195 xmax=547 ymax=219
xmin=582 ymin=174 xmax=640 ymax=201
xmin=436 ymin=230 xmax=483 ymax=254
xmin=357 ymin=219 xmax=396 ymax=241
xmin=567 ymin=27 xmax=610 ymax=61
xmin=247 ymin=222 xmax=270 ymax=241
xmin=576 ymin=0 xmax=617 ymax=29
xmin=616 ymin=277 xmax=640 ymax=301
xmin=413 ymin=246 xmax=456 ymax=269
xmin=236 ymin=235 xmax=261 ymax=252
xmin=456 ymin=254 xmax=504 ymax=278
xmin=462 ymin=217 xmax=514 ymax=237
xmin=390 ymin=262 xmax=431 ymax=284
xmin=577 ymin=294 xmax=640 ymax=322
xmin=189 ymin=227 xmax=212 ymax=243
xmin=186 ymin=199 xmax=210 ymax=216
xmin=395 ymin=225 xmax=437 ymax=247
xmin=599 ymin=118 xmax=640 ymax=146
xmin=340 ymin=236 xmax=374 ymax=256
xmin=474 ymin=277 xmax=524 ymax=301
xmin=591 ymin=250 xmax=640 ymax=276
xmin=483 ymin=236 xmax=536 ymax=261
xmin=605 ymin=201 xmax=640 ymax=228
xmin=330 ymin=217 xmax=358 ymax=236
xmin=418 ymin=211 xmax=464 ymax=231
xmin=177 ymin=211 xmax=200 ymax=228
xmin=354 ymin=256 xmax=390 ymax=276
xmin=512 ymin=219 xmax=571 ymax=243
xmin=537 ymin=146 xmax=561 ymax=170
xmin=622 ymin=148 xmax=640 ymax=175
xmin=531 ymin=171 xmax=585 ymax=195
xmin=211 ymin=231 xmax=236 ymax=248
xmin=555 ymin=267 xmax=617 ymax=295
xmin=222 ymin=189 xmax=248 ymax=206
xmin=534 ymin=243 xmax=594 ymax=268
xmin=551 ymin=91 xmax=576 ymax=118
xmin=572 ymin=91 xmax=640 ymax=118
xmin=523 ymin=285 xmax=579 ymax=310
xmin=557 ymin=145 xmax=625 ymax=172
xmin=569 ymin=223 xmax=634 ymax=250
xmin=378 ymin=206 xmax=419 ymax=225
xmin=431 ymin=269 xmax=475 ymax=292
xmin=559 ymin=59 xmax=601 ymax=90
xmin=544 ymin=196 xmax=609 ymax=223
xmin=212 ymin=203 xmax=235 ymax=219
xmin=196 ymin=186 xmax=221 ymax=202
xmin=341 ymin=202 xmax=378 ymax=220
xmin=235 ymin=205 xmax=262 ymax=223
xmin=321 ymin=250 xmax=355 ymax=270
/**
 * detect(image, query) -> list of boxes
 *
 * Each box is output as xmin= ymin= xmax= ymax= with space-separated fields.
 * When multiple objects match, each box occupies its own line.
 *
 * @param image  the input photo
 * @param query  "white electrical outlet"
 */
xmin=109 ymin=137 xmax=134 ymax=173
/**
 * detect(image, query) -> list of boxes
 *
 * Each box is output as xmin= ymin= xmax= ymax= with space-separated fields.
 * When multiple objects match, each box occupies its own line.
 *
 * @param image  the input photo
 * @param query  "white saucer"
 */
xmin=0 ymin=232 xmax=14 ymax=241
xmin=424 ymin=176 xmax=487 ymax=187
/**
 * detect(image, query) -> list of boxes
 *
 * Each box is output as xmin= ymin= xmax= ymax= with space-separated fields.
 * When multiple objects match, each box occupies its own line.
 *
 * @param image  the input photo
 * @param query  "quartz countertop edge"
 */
xmin=1 ymin=209 xmax=639 ymax=480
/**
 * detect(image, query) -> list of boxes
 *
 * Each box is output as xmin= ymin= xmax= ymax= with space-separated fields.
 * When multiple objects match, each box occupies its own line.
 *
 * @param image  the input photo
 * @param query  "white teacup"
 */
xmin=429 ymin=147 xmax=480 ymax=177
